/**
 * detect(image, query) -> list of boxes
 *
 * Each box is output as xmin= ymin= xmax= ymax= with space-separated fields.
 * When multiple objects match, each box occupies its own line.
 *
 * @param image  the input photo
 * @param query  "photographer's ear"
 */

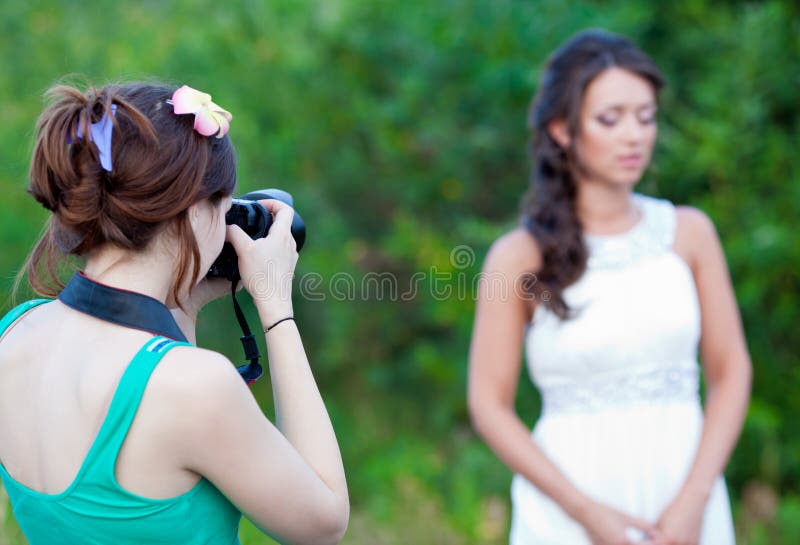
xmin=547 ymin=118 xmax=570 ymax=149
xmin=187 ymin=199 xmax=217 ymax=237
xmin=187 ymin=200 xmax=204 ymax=233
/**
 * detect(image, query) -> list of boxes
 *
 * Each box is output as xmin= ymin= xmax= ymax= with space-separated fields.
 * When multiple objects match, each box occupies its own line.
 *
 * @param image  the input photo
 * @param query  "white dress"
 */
xmin=510 ymin=194 xmax=735 ymax=544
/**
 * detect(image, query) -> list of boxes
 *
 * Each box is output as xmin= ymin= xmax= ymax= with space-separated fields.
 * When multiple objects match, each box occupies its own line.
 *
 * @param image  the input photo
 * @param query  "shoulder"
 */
xmin=483 ymin=227 xmax=542 ymax=275
xmin=139 ymin=344 xmax=262 ymax=466
xmin=675 ymin=205 xmax=716 ymax=235
xmin=674 ymin=205 xmax=721 ymax=269
xmin=148 ymin=345 xmax=252 ymax=424
xmin=159 ymin=344 xmax=242 ymax=384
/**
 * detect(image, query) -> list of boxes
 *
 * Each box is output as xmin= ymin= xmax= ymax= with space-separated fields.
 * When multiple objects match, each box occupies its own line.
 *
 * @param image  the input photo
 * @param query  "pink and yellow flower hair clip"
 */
xmin=167 ymin=85 xmax=232 ymax=138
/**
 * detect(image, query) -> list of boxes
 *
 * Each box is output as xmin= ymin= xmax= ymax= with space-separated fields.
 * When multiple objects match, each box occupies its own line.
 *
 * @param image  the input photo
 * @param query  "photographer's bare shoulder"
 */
xmin=145 ymin=345 xmax=252 ymax=443
xmin=150 ymin=343 xmax=348 ymax=542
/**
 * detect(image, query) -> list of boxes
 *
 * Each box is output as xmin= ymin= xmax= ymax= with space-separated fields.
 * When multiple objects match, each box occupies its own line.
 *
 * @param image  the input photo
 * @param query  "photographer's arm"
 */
xmin=177 ymin=199 xmax=348 ymax=545
xmin=258 ymin=307 xmax=349 ymax=524
xmin=176 ymin=346 xmax=348 ymax=545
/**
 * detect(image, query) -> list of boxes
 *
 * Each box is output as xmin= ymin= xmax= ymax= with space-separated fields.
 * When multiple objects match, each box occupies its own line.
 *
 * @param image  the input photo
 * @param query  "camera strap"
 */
xmin=58 ymin=271 xmax=262 ymax=385
xmin=230 ymin=274 xmax=263 ymax=385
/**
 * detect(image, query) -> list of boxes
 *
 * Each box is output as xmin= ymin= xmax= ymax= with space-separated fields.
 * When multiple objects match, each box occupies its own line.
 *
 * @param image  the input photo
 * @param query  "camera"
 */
xmin=207 ymin=188 xmax=306 ymax=281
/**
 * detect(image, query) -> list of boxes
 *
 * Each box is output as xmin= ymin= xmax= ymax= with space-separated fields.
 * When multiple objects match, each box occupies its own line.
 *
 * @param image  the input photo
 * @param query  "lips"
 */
xmin=618 ymin=154 xmax=644 ymax=168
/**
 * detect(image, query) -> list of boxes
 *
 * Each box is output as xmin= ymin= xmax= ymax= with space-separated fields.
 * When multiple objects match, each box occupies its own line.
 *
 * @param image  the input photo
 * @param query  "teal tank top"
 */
xmin=0 ymin=299 xmax=242 ymax=545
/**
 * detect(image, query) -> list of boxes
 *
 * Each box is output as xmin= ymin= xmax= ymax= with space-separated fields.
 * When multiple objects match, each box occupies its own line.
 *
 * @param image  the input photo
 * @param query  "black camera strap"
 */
xmin=58 ymin=272 xmax=262 ymax=385
xmin=230 ymin=274 xmax=263 ymax=385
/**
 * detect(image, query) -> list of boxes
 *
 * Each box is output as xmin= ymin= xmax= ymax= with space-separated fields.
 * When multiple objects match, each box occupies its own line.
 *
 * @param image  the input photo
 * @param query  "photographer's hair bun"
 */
xmin=21 ymin=81 xmax=237 ymax=301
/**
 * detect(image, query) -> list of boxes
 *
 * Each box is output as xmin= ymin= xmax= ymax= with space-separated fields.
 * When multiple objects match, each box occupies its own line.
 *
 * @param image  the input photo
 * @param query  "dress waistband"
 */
xmin=539 ymin=365 xmax=700 ymax=416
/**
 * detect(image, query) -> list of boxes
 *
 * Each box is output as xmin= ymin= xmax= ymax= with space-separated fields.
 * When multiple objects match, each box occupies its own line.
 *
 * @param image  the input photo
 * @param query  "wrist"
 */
xmin=679 ymin=478 xmax=713 ymax=504
xmin=256 ymin=302 xmax=294 ymax=326
xmin=264 ymin=316 xmax=295 ymax=333
xmin=563 ymin=492 xmax=594 ymax=522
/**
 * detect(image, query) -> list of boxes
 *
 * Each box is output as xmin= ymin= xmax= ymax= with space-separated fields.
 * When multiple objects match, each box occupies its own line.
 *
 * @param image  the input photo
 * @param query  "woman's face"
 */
xmin=573 ymin=66 xmax=658 ymax=188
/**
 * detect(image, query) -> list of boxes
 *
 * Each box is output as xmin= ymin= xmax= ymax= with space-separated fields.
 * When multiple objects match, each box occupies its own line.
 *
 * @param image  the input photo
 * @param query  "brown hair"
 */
xmin=15 ymin=82 xmax=236 ymax=307
xmin=522 ymin=29 xmax=665 ymax=319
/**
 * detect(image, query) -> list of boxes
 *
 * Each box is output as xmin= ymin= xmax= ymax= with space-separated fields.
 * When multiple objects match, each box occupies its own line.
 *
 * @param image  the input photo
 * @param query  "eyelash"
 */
xmin=597 ymin=114 xmax=657 ymax=127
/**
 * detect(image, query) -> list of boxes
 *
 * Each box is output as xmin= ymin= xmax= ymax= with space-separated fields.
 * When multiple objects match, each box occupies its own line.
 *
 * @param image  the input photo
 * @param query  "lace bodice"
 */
xmin=525 ymin=194 xmax=701 ymax=415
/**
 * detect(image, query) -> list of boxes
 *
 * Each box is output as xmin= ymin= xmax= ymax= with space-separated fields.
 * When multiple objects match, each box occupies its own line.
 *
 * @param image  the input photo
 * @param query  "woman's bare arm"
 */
xmin=171 ymin=200 xmax=348 ymax=545
xmin=468 ymin=229 xmax=594 ymax=519
xmin=655 ymin=207 xmax=752 ymax=543
xmin=670 ymin=207 xmax=752 ymax=502
xmin=171 ymin=342 xmax=348 ymax=545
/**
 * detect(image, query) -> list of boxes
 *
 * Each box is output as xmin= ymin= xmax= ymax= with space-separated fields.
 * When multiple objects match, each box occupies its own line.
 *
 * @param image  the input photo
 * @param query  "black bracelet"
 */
xmin=264 ymin=316 xmax=294 ymax=332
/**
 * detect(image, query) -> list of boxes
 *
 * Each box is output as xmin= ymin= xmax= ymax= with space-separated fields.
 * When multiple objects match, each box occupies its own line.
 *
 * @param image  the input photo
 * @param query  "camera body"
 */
xmin=207 ymin=188 xmax=306 ymax=281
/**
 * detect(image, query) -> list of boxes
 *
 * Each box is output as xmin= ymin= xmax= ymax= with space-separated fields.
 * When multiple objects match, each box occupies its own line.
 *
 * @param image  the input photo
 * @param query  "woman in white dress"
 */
xmin=467 ymin=30 xmax=752 ymax=545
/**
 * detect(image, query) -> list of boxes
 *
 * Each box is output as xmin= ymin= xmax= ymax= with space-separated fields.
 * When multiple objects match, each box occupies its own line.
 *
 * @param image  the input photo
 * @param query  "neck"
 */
xmin=575 ymin=181 xmax=639 ymax=234
xmin=83 ymin=243 xmax=176 ymax=305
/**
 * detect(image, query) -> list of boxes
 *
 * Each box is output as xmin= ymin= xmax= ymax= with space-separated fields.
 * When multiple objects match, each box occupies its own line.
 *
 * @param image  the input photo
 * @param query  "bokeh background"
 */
xmin=1 ymin=1 xmax=798 ymax=544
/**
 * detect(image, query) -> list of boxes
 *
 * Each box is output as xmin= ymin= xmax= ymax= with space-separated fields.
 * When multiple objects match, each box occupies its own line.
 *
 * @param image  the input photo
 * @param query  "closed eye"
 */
xmin=638 ymin=108 xmax=658 ymax=124
xmin=596 ymin=115 xmax=619 ymax=126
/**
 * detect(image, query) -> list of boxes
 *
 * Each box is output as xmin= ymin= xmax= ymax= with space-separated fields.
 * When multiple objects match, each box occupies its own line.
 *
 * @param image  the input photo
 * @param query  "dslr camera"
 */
xmin=207 ymin=188 xmax=306 ymax=281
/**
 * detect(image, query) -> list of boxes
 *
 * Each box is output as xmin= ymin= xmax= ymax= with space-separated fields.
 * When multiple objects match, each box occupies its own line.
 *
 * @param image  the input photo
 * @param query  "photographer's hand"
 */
xmin=172 ymin=198 xmax=296 ymax=344
xmin=226 ymin=198 xmax=298 ymax=326
xmin=224 ymin=198 xmax=350 ymax=535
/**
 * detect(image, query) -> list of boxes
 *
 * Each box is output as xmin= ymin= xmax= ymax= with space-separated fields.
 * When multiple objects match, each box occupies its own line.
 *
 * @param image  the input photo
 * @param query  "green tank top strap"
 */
xmin=0 ymin=301 xmax=191 ymax=488
xmin=0 ymin=299 xmax=53 ymax=336
xmin=0 ymin=303 xmax=242 ymax=544
xmin=77 ymin=336 xmax=193 ymax=487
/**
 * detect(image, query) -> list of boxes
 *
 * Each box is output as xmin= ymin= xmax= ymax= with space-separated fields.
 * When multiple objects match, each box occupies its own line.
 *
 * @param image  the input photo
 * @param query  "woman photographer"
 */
xmin=468 ymin=30 xmax=751 ymax=545
xmin=0 ymin=82 xmax=348 ymax=544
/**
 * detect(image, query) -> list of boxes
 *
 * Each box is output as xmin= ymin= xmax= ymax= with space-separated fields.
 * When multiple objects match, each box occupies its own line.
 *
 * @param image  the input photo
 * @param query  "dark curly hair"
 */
xmin=522 ymin=29 xmax=665 ymax=319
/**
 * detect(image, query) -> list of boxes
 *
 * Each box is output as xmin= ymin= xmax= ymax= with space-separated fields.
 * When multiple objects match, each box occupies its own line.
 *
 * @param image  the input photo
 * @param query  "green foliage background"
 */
xmin=0 ymin=1 xmax=798 ymax=543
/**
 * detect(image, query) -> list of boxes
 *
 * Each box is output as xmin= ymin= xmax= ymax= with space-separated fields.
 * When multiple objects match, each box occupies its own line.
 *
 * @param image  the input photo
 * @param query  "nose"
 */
xmin=621 ymin=113 xmax=647 ymax=144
